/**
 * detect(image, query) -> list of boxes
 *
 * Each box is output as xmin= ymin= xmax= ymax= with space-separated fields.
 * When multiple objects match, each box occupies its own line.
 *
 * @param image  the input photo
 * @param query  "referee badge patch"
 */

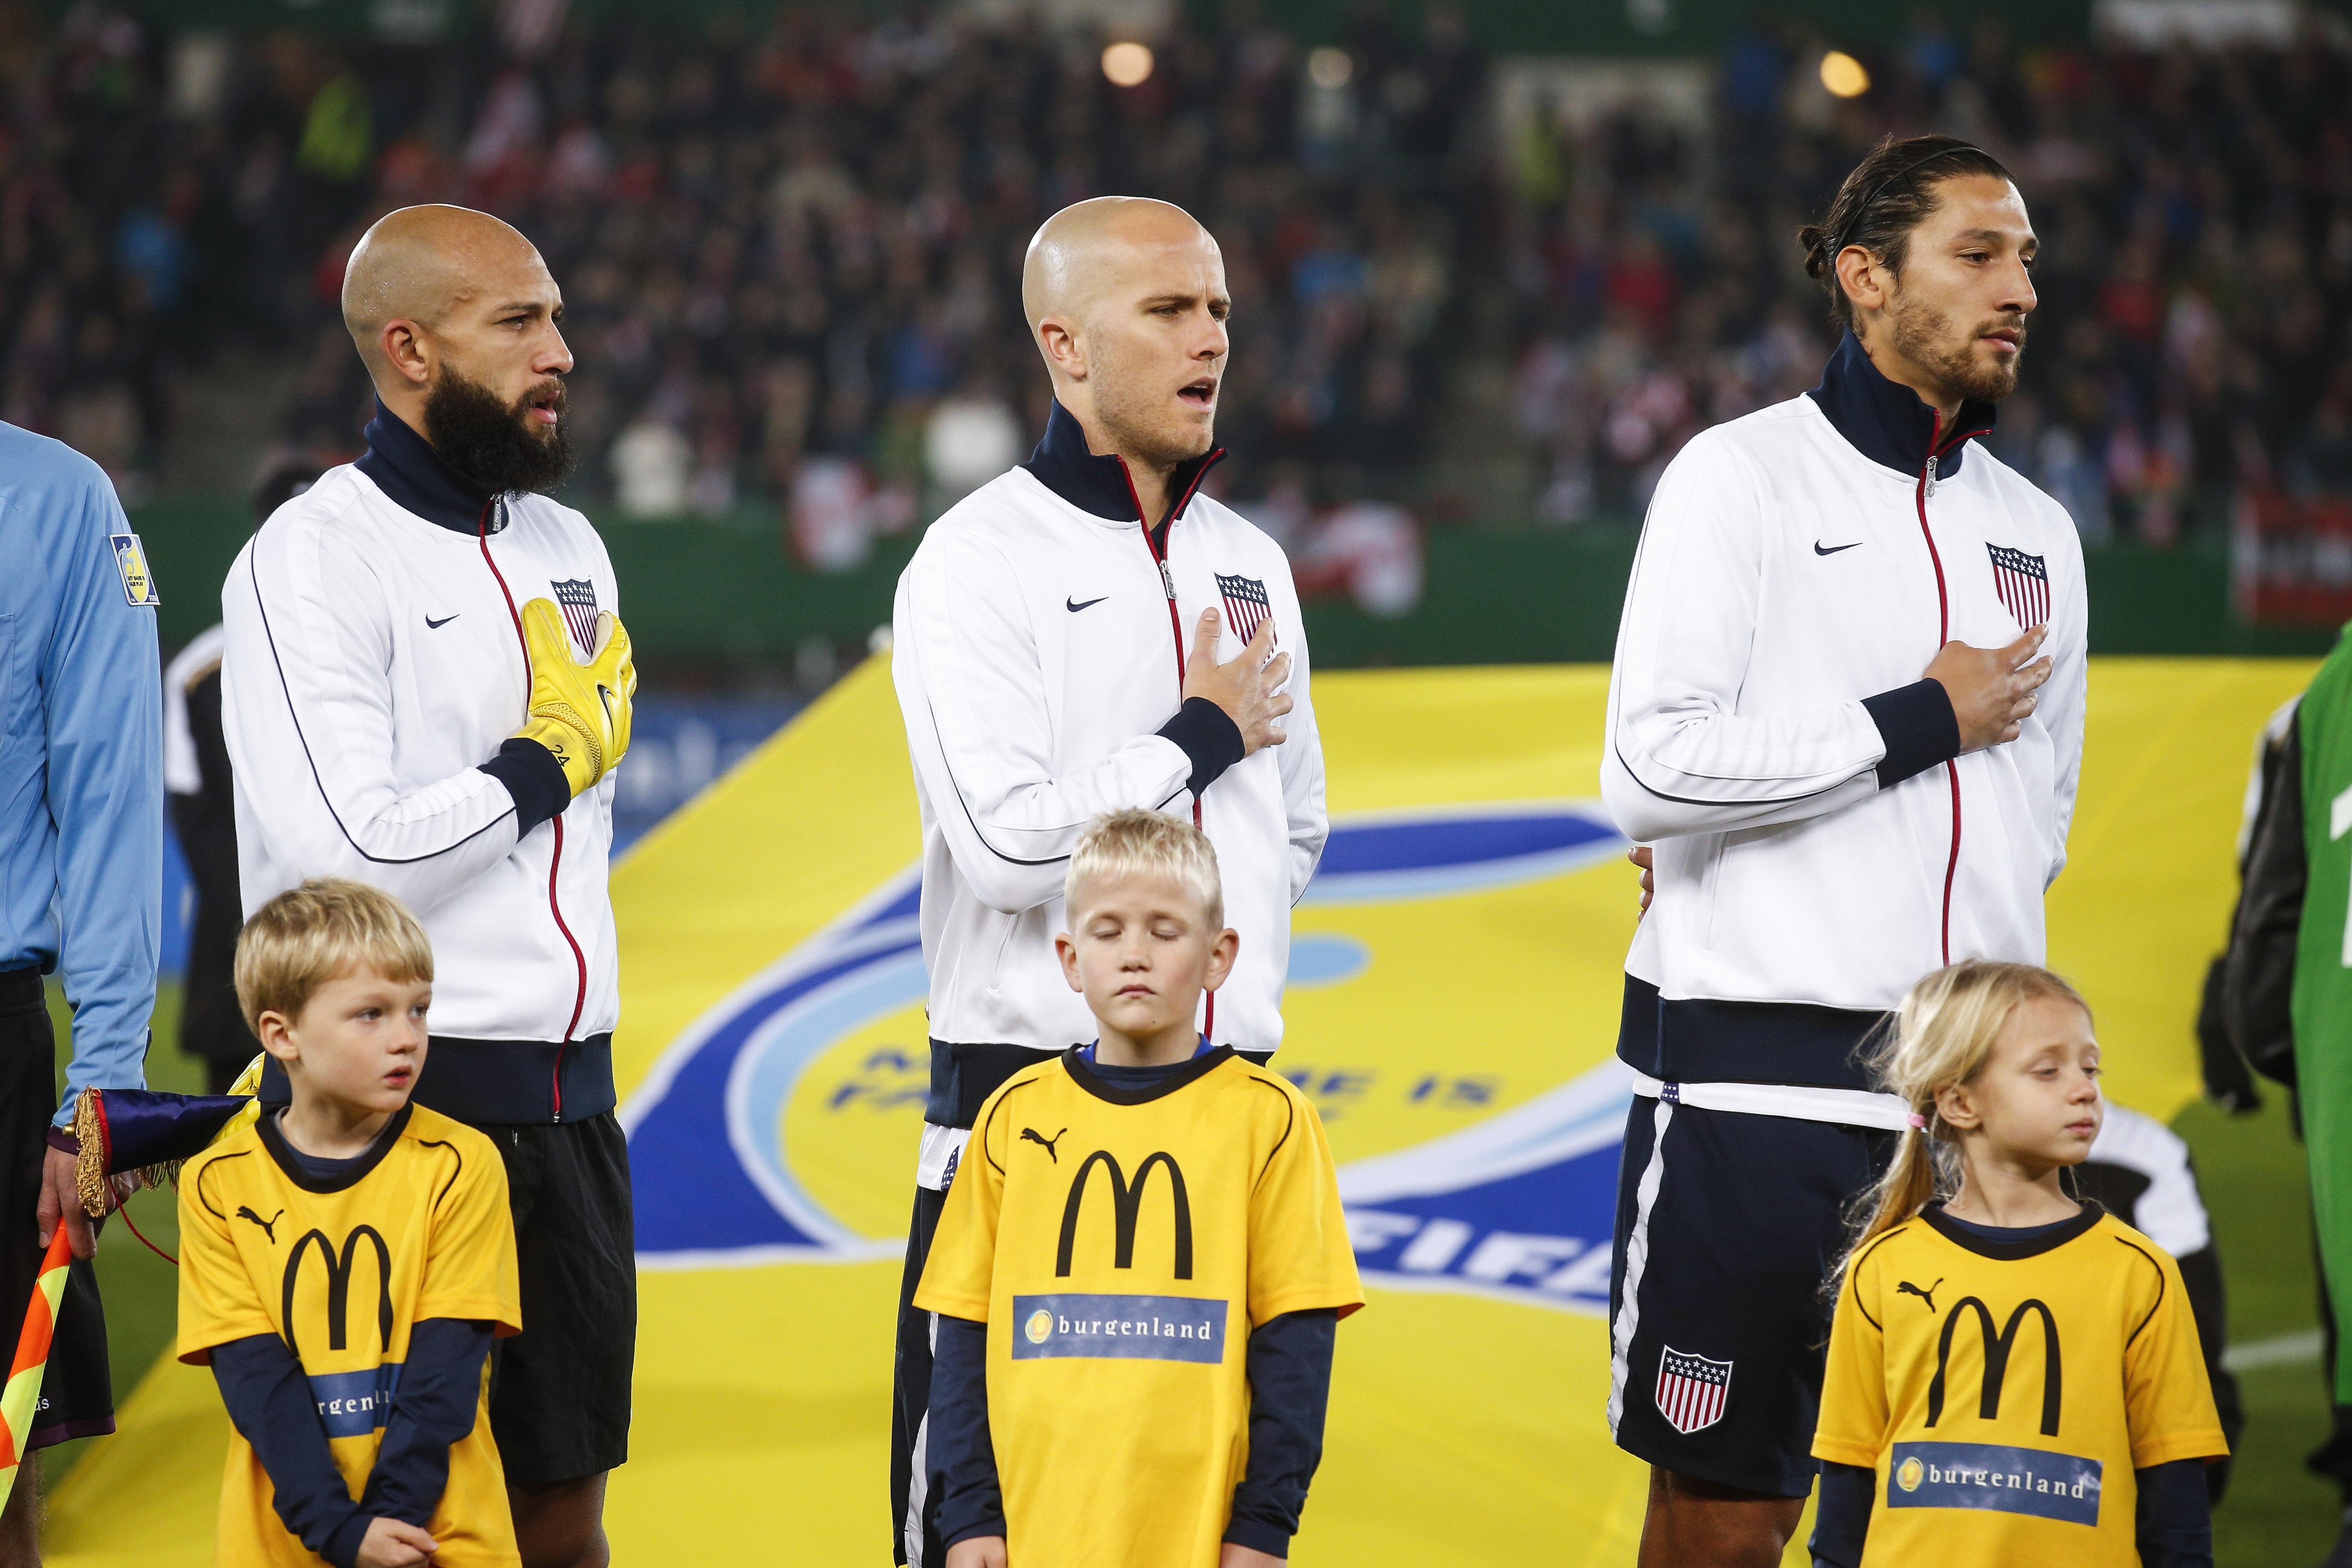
xmin=110 ymin=531 xmax=160 ymax=607
xmin=551 ymin=578 xmax=600 ymax=654
xmin=1655 ymin=1346 xmax=1732 ymax=1434
xmin=1216 ymin=573 xmax=1274 ymax=646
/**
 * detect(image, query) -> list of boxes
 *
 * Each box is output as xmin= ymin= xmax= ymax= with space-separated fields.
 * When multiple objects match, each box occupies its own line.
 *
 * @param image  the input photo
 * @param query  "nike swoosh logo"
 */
xmin=598 ymin=684 xmax=616 ymax=725
xmin=1066 ymin=596 xmax=1108 ymax=612
xmin=425 ymin=613 xmax=461 ymax=628
xmin=1813 ymin=541 xmax=1862 ymax=556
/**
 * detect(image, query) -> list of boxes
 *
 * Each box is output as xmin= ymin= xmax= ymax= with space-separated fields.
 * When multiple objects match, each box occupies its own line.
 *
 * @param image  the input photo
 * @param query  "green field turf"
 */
xmin=33 ymin=982 xmax=2352 ymax=1563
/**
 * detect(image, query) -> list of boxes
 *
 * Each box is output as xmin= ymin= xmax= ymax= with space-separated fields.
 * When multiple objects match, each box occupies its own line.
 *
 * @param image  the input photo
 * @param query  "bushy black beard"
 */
xmin=422 ymin=368 xmax=575 ymax=494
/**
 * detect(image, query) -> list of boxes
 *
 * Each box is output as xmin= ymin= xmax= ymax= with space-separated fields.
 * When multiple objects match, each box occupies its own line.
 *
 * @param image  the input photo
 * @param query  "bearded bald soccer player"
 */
xmin=888 ymin=198 xmax=1327 ymax=1566
xmin=220 ymin=206 xmax=636 ymax=1568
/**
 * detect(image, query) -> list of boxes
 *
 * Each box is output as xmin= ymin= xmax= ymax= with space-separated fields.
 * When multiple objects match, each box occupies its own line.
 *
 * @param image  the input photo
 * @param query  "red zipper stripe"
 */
xmin=1915 ymin=414 xmax=1991 ymax=967
xmin=1114 ymin=452 xmax=1225 ymax=1037
xmin=478 ymin=501 xmax=588 ymax=1115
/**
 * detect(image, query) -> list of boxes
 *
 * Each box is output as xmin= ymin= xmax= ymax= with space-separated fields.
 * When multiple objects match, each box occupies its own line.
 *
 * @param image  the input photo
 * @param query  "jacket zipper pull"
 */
xmin=1159 ymin=561 xmax=1176 ymax=600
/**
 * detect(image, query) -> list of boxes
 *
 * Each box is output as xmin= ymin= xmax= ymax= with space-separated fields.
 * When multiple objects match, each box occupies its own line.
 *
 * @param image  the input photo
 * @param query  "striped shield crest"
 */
xmin=1985 ymin=544 xmax=2050 ymax=629
xmin=1655 ymin=1346 xmax=1732 ymax=1435
xmin=551 ymin=578 xmax=601 ymax=655
xmin=1217 ymin=572 xmax=1274 ymax=646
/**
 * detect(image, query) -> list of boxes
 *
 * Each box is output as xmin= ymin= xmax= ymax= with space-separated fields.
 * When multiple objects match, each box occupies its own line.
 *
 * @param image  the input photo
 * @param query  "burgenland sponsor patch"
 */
xmin=1886 ymin=1440 xmax=2102 ymax=1525
xmin=1009 ymin=1293 xmax=1227 ymax=1364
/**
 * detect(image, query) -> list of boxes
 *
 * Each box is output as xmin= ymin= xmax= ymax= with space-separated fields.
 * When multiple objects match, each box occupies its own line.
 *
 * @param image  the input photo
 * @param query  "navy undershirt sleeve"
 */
xmin=928 ymin=1313 xmax=1006 ymax=1548
xmin=1860 ymin=679 xmax=1961 ymax=788
xmin=209 ymin=1333 xmax=372 ymax=1568
xmin=1157 ymin=696 xmax=1247 ymax=797
xmin=1225 ymin=1308 xmax=1339 ymax=1556
xmin=478 ymin=736 xmax=571 ymax=838
xmin=2135 ymin=1458 xmax=2215 ymax=1568
xmin=1810 ymin=1460 xmax=1873 ymax=1568
xmin=358 ymin=1318 xmax=496 ymax=1527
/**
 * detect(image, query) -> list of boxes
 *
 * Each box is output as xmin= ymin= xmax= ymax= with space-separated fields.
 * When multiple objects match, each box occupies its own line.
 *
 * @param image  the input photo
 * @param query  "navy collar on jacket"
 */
xmin=354 ymin=398 xmax=506 ymax=534
xmin=1806 ymin=330 xmax=1998 ymax=481
xmin=1019 ymin=400 xmax=1224 ymax=526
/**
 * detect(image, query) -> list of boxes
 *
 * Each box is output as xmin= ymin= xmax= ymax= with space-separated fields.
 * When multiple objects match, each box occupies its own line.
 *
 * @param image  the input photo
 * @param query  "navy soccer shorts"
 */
xmin=1606 ymin=1095 xmax=1895 ymax=1497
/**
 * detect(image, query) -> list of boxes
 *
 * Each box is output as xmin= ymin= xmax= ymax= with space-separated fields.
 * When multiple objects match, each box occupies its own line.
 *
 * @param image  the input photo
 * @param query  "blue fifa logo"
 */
xmin=308 ymin=1363 xmax=402 ymax=1439
xmin=1887 ymin=1441 xmax=2102 ymax=1526
xmin=1010 ymin=1293 xmax=1227 ymax=1364
xmin=622 ymin=801 xmax=1637 ymax=1320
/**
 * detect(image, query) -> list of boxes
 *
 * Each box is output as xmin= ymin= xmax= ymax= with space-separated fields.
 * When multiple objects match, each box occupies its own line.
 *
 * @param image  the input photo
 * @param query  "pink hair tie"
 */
xmin=1906 ymin=1112 xmax=1928 ymax=1130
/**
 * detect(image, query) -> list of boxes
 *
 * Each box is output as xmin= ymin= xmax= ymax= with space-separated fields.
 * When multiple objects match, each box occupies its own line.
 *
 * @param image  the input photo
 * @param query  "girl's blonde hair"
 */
xmin=1838 ymin=960 xmax=2092 ymax=1277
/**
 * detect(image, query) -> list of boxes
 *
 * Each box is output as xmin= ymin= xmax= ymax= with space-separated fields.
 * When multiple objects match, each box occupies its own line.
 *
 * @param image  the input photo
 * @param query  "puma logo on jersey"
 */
xmin=1898 ymin=1277 xmax=1944 ymax=1313
xmin=1021 ymin=1127 xmax=1068 ymax=1162
xmin=237 ymin=1206 xmax=285 ymax=1244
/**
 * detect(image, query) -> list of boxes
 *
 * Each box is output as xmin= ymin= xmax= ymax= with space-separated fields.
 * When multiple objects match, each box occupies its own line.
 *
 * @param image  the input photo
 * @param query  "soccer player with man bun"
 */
xmin=220 ymin=205 xmax=636 ymax=1568
xmin=1598 ymin=136 xmax=2087 ymax=1566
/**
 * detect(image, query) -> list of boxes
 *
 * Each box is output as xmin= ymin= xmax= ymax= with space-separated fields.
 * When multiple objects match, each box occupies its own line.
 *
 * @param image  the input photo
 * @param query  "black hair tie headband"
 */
xmin=1828 ymin=143 xmax=1989 ymax=262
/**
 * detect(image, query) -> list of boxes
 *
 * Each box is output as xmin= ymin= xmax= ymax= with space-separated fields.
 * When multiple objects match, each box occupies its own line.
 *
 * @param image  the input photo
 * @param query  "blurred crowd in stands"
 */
xmin=1510 ymin=14 xmax=2352 ymax=543
xmin=5 ymin=0 xmax=2352 ymax=583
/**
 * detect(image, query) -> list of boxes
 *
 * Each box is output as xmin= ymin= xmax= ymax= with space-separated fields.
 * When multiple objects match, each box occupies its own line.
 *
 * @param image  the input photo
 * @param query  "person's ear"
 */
xmin=255 ymin=1009 xmax=301 ymax=1068
xmin=380 ymin=318 xmax=433 ymax=389
xmin=1203 ymin=927 xmax=1239 ymax=994
xmin=1933 ymin=1079 xmax=1980 ymax=1132
xmin=1037 ymin=316 xmax=1088 ymax=383
xmin=1055 ymin=932 xmax=1084 ymax=995
xmin=1835 ymin=245 xmax=1891 ymax=332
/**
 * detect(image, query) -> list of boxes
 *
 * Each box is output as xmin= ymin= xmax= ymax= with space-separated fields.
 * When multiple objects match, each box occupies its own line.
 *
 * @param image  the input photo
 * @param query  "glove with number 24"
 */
xmin=512 ymin=597 xmax=637 ymax=797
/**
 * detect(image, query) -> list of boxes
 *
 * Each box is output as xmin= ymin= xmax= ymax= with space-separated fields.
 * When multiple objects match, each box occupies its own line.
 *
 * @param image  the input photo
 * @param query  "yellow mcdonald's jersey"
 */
xmin=177 ymin=1103 xmax=524 ymax=1568
xmin=915 ymin=1047 xmax=1365 ymax=1568
xmin=1814 ymin=1203 xmax=2228 ymax=1567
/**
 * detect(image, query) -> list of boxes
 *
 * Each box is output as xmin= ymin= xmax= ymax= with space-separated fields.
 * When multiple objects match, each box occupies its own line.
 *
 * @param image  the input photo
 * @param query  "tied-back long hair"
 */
xmin=1836 ymin=960 xmax=2092 ymax=1281
xmin=1795 ymin=134 xmax=2014 ymax=330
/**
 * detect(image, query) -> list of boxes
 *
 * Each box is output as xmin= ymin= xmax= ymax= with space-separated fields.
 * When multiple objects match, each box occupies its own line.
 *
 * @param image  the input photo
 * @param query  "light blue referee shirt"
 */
xmin=0 ymin=421 xmax=161 ymax=1123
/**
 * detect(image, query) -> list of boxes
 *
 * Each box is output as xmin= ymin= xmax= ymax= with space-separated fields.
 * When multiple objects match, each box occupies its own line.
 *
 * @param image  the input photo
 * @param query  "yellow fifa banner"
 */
xmin=44 ymin=657 xmax=2314 ymax=1566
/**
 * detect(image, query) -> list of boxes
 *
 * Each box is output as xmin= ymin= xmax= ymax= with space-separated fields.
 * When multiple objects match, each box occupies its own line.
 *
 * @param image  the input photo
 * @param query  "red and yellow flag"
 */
xmin=0 ymin=1227 xmax=73 ymax=1512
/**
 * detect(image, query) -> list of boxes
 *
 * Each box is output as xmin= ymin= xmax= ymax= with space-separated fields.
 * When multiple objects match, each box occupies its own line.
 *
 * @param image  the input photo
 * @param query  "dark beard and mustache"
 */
xmin=1888 ymin=291 xmax=2027 ymax=406
xmin=422 ymin=368 xmax=575 ymax=494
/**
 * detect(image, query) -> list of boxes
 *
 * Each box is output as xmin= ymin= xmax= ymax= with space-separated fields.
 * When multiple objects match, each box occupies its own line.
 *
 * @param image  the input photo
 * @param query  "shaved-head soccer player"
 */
xmin=888 ymin=197 xmax=1328 ymax=1566
xmin=1598 ymin=137 xmax=2087 ymax=1567
xmin=218 ymin=205 xmax=637 ymax=1568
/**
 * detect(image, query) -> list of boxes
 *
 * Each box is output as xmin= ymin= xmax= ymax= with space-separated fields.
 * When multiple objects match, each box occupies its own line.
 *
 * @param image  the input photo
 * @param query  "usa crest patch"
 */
xmin=1655 ymin=1346 xmax=1732 ymax=1434
xmin=1985 ymin=544 xmax=2050 ymax=628
xmin=1217 ymin=572 xmax=1274 ymax=645
xmin=551 ymin=578 xmax=600 ymax=654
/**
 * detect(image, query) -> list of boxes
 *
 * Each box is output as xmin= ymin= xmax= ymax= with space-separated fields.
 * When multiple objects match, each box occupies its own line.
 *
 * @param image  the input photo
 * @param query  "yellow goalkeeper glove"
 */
xmin=513 ymin=597 xmax=637 ymax=796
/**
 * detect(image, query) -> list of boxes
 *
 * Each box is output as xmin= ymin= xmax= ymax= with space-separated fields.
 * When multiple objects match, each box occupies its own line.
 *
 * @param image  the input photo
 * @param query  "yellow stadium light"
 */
xmin=1102 ymin=41 xmax=1154 ymax=88
xmin=1820 ymin=50 xmax=1870 ymax=98
xmin=1307 ymin=46 xmax=1353 ymax=91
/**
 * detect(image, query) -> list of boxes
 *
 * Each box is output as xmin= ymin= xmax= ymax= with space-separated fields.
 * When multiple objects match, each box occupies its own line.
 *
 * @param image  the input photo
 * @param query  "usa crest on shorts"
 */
xmin=1985 ymin=544 xmax=2050 ymax=628
xmin=1217 ymin=572 xmax=1274 ymax=644
xmin=1655 ymin=1346 xmax=1732 ymax=1434
xmin=551 ymin=578 xmax=601 ymax=654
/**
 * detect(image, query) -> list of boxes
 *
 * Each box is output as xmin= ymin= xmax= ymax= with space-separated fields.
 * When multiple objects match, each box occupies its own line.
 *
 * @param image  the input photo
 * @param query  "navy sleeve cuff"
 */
xmin=1860 ymin=679 xmax=1961 ymax=788
xmin=1158 ymin=697 xmax=1247 ymax=796
xmin=479 ymin=738 xmax=572 ymax=838
xmin=322 ymin=1514 xmax=372 ymax=1568
xmin=1222 ymin=1513 xmax=1294 ymax=1556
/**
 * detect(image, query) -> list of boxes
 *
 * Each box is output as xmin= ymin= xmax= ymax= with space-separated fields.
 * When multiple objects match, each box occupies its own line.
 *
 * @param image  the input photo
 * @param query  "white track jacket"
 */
xmin=1604 ymin=333 xmax=2087 ymax=1032
xmin=221 ymin=407 xmax=619 ymax=1069
xmin=893 ymin=403 xmax=1327 ymax=1062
